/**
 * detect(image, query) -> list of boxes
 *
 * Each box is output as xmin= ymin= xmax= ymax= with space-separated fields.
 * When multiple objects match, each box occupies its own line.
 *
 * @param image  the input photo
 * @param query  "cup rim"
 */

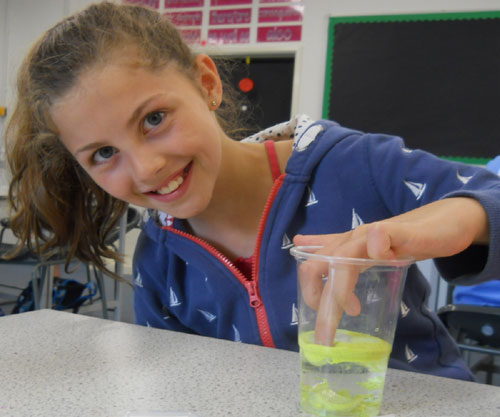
xmin=290 ymin=245 xmax=415 ymax=267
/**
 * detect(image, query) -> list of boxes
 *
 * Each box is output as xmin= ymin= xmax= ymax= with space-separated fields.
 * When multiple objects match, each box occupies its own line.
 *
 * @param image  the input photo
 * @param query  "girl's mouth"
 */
xmin=151 ymin=162 xmax=192 ymax=195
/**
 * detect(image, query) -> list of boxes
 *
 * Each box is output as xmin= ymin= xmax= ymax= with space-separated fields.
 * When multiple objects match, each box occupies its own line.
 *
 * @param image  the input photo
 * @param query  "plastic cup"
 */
xmin=290 ymin=246 xmax=414 ymax=417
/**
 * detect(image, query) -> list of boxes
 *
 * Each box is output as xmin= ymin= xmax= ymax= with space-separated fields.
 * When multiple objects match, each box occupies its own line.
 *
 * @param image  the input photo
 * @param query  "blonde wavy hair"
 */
xmin=5 ymin=1 xmax=247 ymax=278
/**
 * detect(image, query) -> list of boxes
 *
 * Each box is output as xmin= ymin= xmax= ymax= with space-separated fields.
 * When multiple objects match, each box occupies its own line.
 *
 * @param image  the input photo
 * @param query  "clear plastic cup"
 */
xmin=290 ymin=246 xmax=414 ymax=417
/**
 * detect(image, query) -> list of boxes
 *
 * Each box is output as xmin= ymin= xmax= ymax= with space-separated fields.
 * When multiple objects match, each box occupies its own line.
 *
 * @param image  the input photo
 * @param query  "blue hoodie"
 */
xmin=133 ymin=116 xmax=500 ymax=380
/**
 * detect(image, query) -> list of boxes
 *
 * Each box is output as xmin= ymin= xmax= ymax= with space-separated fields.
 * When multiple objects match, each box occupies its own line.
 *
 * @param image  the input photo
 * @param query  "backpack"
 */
xmin=11 ymin=277 xmax=97 ymax=314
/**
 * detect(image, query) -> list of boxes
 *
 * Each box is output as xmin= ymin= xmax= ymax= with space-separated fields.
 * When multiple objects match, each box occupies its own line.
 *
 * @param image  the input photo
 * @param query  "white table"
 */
xmin=1 ymin=310 xmax=499 ymax=417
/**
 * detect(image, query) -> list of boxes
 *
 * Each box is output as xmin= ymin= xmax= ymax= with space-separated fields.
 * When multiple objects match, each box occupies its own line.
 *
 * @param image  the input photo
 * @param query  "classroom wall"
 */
xmin=1 ymin=0 xmax=499 ymax=188
xmin=2 ymin=0 xmax=500 ymax=135
xmin=299 ymin=0 xmax=500 ymax=120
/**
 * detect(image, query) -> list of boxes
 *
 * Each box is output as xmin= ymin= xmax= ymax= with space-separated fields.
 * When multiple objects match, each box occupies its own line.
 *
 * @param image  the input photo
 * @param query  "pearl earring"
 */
xmin=211 ymin=100 xmax=217 ymax=107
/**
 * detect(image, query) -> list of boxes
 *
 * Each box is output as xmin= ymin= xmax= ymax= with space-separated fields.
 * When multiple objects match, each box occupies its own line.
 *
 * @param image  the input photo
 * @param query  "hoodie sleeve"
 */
xmin=361 ymin=133 xmax=500 ymax=285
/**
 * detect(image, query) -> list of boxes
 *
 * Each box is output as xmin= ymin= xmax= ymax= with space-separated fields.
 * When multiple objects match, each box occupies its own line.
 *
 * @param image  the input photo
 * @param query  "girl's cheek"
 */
xmin=89 ymin=170 xmax=121 ymax=196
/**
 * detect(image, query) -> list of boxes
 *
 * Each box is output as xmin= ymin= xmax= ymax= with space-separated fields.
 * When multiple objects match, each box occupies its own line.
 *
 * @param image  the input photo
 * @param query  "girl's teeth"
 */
xmin=156 ymin=176 xmax=183 ymax=195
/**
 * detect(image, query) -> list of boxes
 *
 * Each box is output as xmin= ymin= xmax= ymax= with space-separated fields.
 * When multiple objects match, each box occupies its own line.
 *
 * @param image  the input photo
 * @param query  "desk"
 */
xmin=1 ymin=310 xmax=499 ymax=417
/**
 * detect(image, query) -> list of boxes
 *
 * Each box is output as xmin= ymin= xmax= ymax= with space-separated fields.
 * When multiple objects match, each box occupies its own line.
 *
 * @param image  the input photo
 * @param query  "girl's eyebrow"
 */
xmin=75 ymin=93 xmax=166 ymax=155
xmin=75 ymin=141 xmax=106 ymax=155
xmin=126 ymin=93 xmax=165 ymax=129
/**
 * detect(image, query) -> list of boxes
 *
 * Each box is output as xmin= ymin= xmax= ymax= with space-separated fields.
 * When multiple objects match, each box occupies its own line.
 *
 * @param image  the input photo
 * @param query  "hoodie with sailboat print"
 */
xmin=133 ymin=116 xmax=500 ymax=381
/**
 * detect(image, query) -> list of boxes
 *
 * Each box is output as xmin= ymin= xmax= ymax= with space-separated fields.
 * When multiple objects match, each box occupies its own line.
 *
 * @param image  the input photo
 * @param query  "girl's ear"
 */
xmin=194 ymin=54 xmax=223 ymax=110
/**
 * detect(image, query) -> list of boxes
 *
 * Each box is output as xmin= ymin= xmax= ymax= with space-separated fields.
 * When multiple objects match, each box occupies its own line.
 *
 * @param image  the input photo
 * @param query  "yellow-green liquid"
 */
xmin=299 ymin=330 xmax=391 ymax=417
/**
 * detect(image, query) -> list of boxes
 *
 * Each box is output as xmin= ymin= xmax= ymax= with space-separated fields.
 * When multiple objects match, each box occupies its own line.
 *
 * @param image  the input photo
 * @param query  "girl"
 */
xmin=5 ymin=2 xmax=500 ymax=381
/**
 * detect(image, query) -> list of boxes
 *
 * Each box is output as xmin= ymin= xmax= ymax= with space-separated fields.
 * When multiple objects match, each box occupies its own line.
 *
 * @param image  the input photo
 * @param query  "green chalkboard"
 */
xmin=323 ymin=11 xmax=500 ymax=164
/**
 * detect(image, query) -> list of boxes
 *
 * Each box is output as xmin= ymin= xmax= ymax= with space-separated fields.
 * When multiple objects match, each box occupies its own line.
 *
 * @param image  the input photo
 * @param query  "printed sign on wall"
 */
xmin=259 ymin=0 xmax=301 ymax=3
xmin=210 ymin=8 xmax=251 ymax=25
xmin=211 ymin=0 xmax=252 ymax=5
xmin=258 ymin=5 xmax=303 ymax=23
xmin=166 ymin=11 xmax=203 ymax=26
xmin=260 ymin=0 xmax=302 ymax=4
xmin=208 ymin=27 xmax=250 ymax=44
xmin=124 ymin=0 xmax=160 ymax=8
xmin=165 ymin=0 xmax=204 ymax=7
xmin=257 ymin=25 xmax=301 ymax=42
xmin=179 ymin=29 xmax=202 ymax=43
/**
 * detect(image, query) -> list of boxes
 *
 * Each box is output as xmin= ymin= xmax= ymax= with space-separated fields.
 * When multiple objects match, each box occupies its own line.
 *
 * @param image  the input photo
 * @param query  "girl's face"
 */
xmin=51 ymin=54 xmax=224 ymax=219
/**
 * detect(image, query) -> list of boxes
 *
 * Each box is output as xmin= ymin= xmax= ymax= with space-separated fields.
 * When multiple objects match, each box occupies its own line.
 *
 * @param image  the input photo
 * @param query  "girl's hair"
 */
xmin=4 ymin=1 xmax=248 ymax=278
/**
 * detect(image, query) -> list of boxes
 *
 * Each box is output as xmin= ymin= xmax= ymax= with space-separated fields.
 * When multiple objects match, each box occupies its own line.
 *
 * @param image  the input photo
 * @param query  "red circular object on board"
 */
xmin=238 ymin=77 xmax=254 ymax=93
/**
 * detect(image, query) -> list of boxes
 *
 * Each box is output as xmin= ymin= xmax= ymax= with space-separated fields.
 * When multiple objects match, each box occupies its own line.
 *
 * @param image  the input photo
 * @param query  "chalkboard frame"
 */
xmin=323 ymin=11 xmax=500 ymax=164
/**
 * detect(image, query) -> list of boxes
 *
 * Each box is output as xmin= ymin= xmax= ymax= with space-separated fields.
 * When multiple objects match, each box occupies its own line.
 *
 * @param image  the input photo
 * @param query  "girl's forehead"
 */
xmin=69 ymin=57 xmax=179 ymax=95
xmin=51 ymin=56 xmax=198 ymax=117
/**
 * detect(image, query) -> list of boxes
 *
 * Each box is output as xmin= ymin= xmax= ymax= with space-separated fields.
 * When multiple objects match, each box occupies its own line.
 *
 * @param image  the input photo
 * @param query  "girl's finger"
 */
xmin=314 ymin=264 xmax=361 ymax=345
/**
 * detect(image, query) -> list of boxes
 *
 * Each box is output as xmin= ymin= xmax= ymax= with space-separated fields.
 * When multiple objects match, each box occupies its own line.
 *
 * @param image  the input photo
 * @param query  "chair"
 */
xmin=0 ymin=206 xmax=141 ymax=320
xmin=437 ymin=285 xmax=500 ymax=384
xmin=0 ymin=216 xmax=55 ymax=309
xmin=86 ymin=206 xmax=142 ymax=320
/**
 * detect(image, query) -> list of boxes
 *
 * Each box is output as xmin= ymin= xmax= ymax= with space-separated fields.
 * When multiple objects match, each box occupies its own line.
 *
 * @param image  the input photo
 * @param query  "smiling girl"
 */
xmin=5 ymin=2 xmax=500 ymax=382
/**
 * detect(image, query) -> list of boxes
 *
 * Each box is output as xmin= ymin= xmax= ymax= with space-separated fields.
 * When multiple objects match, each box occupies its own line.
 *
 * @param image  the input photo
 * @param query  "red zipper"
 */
xmin=162 ymin=174 xmax=286 ymax=348
xmin=250 ymin=174 xmax=286 ymax=347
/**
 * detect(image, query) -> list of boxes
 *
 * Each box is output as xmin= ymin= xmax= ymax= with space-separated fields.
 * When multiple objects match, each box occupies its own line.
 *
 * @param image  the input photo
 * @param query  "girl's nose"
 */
xmin=127 ymin=145 xmax=166 ymax=183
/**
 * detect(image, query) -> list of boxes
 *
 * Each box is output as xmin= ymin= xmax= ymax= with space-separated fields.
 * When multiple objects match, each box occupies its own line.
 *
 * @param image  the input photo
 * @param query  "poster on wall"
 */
xmin=123 ymin=0 xmax=304 ymax=45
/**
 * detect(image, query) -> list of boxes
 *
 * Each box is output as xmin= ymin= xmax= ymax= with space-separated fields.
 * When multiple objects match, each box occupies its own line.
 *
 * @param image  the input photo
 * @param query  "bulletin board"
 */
xmin=124 ymin=0 xmax=304 ymax=46
xmin=323 ymin=11 xmax=500 ymax=163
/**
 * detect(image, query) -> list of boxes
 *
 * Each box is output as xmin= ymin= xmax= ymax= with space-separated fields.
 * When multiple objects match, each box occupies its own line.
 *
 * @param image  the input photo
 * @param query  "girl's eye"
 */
xmin=93 ymin=146 xmax=117 ymax=164
xmin=143 ymin=111 xmax=165 ymax=132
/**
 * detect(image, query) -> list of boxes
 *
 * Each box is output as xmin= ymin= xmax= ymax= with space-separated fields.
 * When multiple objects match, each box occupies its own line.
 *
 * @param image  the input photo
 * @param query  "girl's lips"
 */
xmin=146 ymin=161 xmax=193 ymax=202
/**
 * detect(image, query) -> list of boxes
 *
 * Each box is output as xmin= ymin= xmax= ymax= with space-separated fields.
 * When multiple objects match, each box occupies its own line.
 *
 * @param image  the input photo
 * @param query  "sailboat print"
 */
xmin=400 ymin=301 xmax=410 ymax=318
xmin=198 ymin=309 xmax=217 ymax=322
xmin=169 ymin=287 xmax=181 ymax=307
xmin=404 ymin=180 xmax=426 ymax=200
xmin=290 ymin=303 xmax=298 ymax=325
xmin=351 ymin=208 xmax=364 ymax=229
xmin=232 ymin=324 xmax=242 ymax=343
xmin=457 ymin=171 xmax=473 ymax=184
xmin=366 ymin=288 xmax=382 ymax=303
xmin=405 ymin=344 xmax=418 ymax=363
xmin=281 ymin=233 xmax=294 ymax=250
xmin=134 ymin=272 xmax=143 ymax=288
xmin=305 ymin=186 xmax=318 ymax=207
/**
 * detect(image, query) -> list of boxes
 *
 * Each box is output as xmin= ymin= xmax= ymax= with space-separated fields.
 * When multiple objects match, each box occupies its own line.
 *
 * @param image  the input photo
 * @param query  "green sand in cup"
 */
xmin=299 ymin=329 xmax=392 ymax=417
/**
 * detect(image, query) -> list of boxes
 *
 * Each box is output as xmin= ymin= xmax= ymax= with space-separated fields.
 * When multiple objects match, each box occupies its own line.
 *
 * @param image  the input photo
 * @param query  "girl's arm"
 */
xmin=293 ymin=196 xmax=489 ymax=345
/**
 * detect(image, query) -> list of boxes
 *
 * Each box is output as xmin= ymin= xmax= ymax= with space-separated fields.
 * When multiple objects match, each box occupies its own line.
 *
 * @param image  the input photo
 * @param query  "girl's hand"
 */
xmin=293 ymin=197 xmax=489 ymax=345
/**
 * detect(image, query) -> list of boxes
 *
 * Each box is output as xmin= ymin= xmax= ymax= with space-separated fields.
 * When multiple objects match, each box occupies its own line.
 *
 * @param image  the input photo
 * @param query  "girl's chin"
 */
xmin=155 ymin=196 xmax=212 ymax=220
